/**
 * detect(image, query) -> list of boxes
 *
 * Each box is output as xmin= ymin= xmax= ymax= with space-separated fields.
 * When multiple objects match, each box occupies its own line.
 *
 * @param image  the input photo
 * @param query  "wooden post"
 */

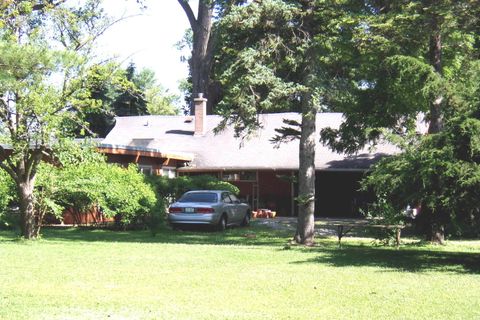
xmin=395 ymin=227 xmax=401 ymax=248
xmin=338 ymin=225 xmax=344 ymax=247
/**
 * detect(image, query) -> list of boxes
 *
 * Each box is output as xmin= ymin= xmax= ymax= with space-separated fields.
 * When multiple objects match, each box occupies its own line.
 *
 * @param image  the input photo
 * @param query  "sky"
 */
xmin=97 ymin=0 xmax=199 ymax=96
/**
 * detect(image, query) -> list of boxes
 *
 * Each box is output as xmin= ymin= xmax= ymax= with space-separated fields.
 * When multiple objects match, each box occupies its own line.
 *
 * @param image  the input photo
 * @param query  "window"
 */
xmin=229 ymin=194 xmax=240 ymax=204
xmin=179 ymin=192 xmax=218 ymax=203
xmin=222 ymin=171 xmax=256 ymax=182
xmin=222 ymin=193 xmax=232 ymax=203
xmin=161 ymin=167 xmax=176 ymax=179
xmin=138 ymin=165 xmax=153 ymax=175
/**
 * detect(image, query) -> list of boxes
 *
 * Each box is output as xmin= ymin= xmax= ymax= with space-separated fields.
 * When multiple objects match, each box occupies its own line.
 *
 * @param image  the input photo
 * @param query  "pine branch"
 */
xmin=270 ymin=119 xmax=301 ymax=147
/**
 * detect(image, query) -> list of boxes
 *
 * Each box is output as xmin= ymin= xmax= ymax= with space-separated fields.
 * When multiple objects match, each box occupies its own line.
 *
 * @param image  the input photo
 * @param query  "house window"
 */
xmin=161 ymin=167 xmax=176 ymax=179
xmin=138 ymin=165 xmax=153 ymax=175
xmin=222 ymin=171 xmax=256 ymax=182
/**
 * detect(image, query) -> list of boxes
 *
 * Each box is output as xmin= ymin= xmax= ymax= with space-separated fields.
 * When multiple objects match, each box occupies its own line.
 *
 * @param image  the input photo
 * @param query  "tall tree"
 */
xmin=178 ymin=0 xmax=214 ymax=114
xmin=177 ymin=0 xmax=246 ymax=114
xmin=0 ymin=0 xmax=111 ymax=239
xmin=215 ymin=0 xmax=349 ymax=245
xmin=319 ymin=0 xmax=480 ymax=243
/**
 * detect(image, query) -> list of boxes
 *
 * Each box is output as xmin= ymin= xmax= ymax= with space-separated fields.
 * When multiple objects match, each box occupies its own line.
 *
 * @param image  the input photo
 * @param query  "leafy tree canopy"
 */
xmin=319 ymin=0 xmax=480 ymax=152
xmin=0 ymin=0 xmax=121 ymax=238
xmin=82 ymin=63 xmax=181 ymax=137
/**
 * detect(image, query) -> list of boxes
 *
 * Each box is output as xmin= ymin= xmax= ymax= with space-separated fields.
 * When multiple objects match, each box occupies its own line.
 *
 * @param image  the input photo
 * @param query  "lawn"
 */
xmin=1 ymin=223 xmax=479 ymax=320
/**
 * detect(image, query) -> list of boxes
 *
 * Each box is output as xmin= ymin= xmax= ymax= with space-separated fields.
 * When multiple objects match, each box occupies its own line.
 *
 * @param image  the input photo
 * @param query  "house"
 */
xmin=99 ymin=96 xmax=404 ymax=218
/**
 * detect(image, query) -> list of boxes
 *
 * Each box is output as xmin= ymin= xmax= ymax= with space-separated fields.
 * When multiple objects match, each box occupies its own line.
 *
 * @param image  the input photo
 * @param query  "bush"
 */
xmin=36 ymin=161 xmax=158 ymax=230
xmin=149 ymin=174 xmax=239 ymax=206
xmin=146 ymin=198 xmax=167 ymax=237
xmin=0 ymin=170 xmax=17 ymax=230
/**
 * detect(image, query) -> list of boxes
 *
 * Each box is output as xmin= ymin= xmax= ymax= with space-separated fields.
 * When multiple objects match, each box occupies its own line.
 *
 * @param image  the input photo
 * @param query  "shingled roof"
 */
xmin=100 ymin=112 xmax=399 ymax=171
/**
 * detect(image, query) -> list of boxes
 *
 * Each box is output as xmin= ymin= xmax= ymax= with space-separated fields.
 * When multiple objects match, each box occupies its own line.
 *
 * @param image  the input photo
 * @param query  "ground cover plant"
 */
xmin=1 ymin=224 xmax=479 ymax=320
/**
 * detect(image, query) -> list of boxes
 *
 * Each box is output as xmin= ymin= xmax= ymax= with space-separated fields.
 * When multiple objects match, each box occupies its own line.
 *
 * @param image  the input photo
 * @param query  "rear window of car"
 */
xmin=178 ymin=192 xmax=218 ymax=203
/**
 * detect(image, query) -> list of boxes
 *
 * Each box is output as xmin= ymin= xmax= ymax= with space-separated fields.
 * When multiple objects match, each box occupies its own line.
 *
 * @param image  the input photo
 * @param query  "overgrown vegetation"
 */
xmin=0 ymin=141 xmax=159 ymax=234
xmin=363 ymin=109 xmax=480 ymax=241
xmin=0 ymin=146 xmax=240 ymax=236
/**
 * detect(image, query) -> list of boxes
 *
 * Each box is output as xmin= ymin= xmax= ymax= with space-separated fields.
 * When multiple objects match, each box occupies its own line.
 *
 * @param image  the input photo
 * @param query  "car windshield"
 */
xmin=178 ymin=192 xmax=218 ymax=203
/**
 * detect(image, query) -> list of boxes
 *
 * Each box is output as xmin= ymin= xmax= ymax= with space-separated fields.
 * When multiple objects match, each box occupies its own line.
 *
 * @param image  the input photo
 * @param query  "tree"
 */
xmin=319 ymin=0 xmax=480 ymax=242
xmin=363 ymin=98 xmax=480 ymax=242
xmin=83 ymin=64 xmax=180 ymax=137
xmin=144 ymin=84 xmax=181 ymax=116
xmin=178 ymin=0 xmax=213 ymax=114
xmin=137 ymin=68 xmax=181 ymax=116
xmin=0 ymin=0 xmax=112 ymax=239
xmin=83 ymin=63 xmax=147 ymax=137
xmin=177 ymin=0 xmax=246 ymax=114
xmin=214 ymin=0 xmax=351 ymax=245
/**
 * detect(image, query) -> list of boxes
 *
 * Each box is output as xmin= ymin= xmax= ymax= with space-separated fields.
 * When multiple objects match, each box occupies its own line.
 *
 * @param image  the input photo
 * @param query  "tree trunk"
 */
xmin=427 ymin=15 xmax=443 ymax=134
xmin=425 ymin=14 xmax=446 ymax=243
xmin=421 ymin=205 xmax=446 ymax=244
xmin=178 ymin=0 xmax=215 ymax=115
xmin=294 ymin=104 xmax=316 ymax=246
xmin=429 ymin=222 xmax=445 ymax=244
xmin=191 ymin=22 xmax=213 ymax=114
xmin=18 ymin=179 xmax=37 ymax=239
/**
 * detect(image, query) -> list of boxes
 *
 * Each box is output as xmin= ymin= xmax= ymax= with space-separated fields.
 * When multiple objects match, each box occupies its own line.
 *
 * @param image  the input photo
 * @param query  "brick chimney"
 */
xmin=194 ymin=93 xmax=207 ymax=136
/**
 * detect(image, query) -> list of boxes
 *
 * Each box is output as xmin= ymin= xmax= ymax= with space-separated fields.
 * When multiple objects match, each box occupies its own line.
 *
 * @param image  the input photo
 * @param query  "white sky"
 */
xmin=96 ymin=0 xmax=199 ymax=96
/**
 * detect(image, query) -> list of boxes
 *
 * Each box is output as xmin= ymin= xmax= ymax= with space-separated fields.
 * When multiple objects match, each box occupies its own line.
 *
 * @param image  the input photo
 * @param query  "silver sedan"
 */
xmin=168 ymin=190 xmax=251 ymax=231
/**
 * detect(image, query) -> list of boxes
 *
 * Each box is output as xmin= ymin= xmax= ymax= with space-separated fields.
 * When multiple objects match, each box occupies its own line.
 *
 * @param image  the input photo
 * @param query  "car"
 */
xmin=168 ymin=190 xmax=251 ymax=231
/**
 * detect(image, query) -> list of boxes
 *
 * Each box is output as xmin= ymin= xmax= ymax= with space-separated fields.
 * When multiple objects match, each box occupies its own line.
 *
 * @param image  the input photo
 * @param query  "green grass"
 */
xmin=1 ymin=223 xmax=479 ymax=320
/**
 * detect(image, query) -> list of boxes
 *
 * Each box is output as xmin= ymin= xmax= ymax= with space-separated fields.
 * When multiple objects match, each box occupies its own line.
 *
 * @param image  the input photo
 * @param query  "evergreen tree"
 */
xmin=319 ymin=0 xmax=480 ymax=242
xmin=216 ymin=0 xmax=352 ymax=245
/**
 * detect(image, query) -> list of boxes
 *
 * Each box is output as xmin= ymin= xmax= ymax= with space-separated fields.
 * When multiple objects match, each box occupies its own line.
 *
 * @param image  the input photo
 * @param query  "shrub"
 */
xmin=149 ymin=174 xmax=239 ymax=206
xmin=0 ymin=170 xmax=17 ymax=230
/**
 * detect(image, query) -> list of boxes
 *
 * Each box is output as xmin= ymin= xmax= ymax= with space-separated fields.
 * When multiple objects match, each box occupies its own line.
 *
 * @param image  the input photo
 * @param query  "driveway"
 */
xmin=253 ymin=217 xmax=338 ymax=236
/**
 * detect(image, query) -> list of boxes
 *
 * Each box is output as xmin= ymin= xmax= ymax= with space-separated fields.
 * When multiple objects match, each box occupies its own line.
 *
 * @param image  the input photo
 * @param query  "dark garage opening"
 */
xmin=315 ymin=171 xmax=374 ymax=218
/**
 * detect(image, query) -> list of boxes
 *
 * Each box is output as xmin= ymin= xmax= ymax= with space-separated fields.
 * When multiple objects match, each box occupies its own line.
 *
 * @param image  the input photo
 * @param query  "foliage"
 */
xmin=43 ymin=162 xmax=156 ymax=226
xmin=145 ymin=197 xmax=167 ymax=237
xmin=0 ymin=169 xmax=17 ymax=229
xmin=99 ymin=164 xmax=157 ymax=225
xmin=140 ymin=69 xmax=181 ymax=116
xmin=361 ymin=197 xmax=407 ymax=246
xmin=305 ymin=1 xmax=480 ymax=242
xmin=214 ymin=0 xmax=354 ymax=244
xmin=149 ymin=174 xmax=239 ymax=206
xmin=215 ymin=0 xmax=306 ymax=136
xmin=0 ymin=0 xmax=116 ymax=238
xmin=32 ymin=141 xmax=158 ymax=229
xmin=363 ymin=107 xmax=480 ymax=239
xmin=82 ymin=63 xmax=181 ymax=137
xmin=318 ymin=0 xmax=480 ymax=152
xmin=0 ymin=168 xmax=15 ymax=213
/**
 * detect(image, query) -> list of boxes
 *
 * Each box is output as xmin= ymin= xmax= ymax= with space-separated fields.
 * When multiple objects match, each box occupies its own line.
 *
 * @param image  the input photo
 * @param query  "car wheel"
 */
xmin=217 ymin=214 xmax=227 ymax=232
xmin=241 ymin=212 xmax=250 ymax=227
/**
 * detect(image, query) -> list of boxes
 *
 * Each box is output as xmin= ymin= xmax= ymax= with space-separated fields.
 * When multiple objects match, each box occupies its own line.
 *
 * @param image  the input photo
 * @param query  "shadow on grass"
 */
xmin=0 ymin=223 xmax=292 ymax=247
xmin=293 ymin=243 xmax=480 ymax=275
xmin=2 ymin=226 xmax=479 ymax=275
